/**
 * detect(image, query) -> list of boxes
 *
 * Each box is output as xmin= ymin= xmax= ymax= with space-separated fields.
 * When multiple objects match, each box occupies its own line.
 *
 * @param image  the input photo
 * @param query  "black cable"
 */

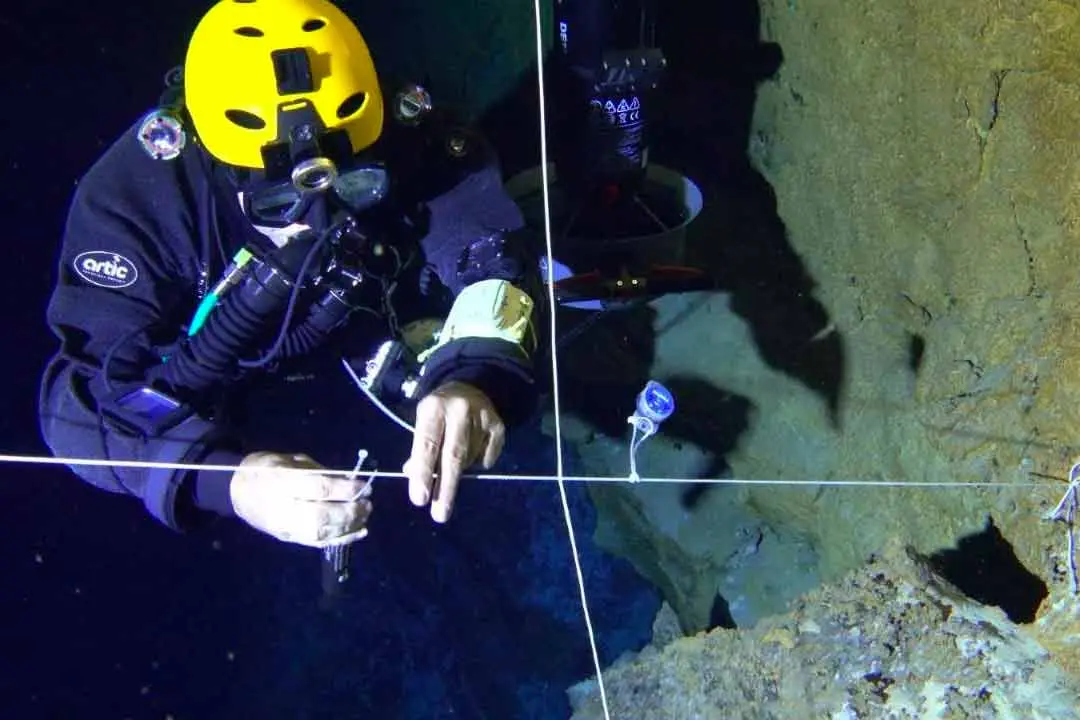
xmin=96 ymin=322 xmax=158 ymax=494
xmin=238 ymin=231 xmax=329 ymax=369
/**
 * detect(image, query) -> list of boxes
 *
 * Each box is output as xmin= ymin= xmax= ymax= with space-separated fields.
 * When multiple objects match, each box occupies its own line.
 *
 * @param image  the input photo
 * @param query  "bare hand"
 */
xmin=402 ymin=382 xmax=505 ymax=523
xmin=230 ymin=452 xmax=372 ymax=547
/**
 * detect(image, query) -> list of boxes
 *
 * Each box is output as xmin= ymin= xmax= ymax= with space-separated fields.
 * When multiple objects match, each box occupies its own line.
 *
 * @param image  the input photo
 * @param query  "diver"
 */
xmin=37 ymin=0 xmax=542 ymax=550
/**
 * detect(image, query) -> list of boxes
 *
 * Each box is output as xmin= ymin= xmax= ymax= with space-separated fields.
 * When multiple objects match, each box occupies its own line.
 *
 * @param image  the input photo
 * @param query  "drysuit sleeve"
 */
xmin=38 ymin=126 xmax=241 ymax=531
xmin=413 ymin=129 xmax=545 ymax=426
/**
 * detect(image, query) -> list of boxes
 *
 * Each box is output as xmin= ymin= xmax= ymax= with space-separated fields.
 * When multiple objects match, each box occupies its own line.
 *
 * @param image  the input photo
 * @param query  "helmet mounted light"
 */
xmin=256 ymin=48 xmax=354 ymax=194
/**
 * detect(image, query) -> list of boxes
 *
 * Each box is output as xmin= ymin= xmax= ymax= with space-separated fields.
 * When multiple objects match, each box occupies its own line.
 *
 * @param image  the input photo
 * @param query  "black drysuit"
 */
xmin=38 ymin=109 xmax=541 ymax=531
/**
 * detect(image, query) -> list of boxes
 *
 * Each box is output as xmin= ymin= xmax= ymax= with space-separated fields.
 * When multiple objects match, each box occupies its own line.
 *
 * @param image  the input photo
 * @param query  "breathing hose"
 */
xmin=154 ymin=221 xmax=368 ymax=397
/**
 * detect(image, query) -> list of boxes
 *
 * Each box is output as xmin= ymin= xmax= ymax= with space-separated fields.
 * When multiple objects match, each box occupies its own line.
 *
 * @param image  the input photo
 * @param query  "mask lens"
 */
xmin=248 ymin=184 xmax=307 ymax=226
xmin=333 ymin=166 xmax=390 ymax=212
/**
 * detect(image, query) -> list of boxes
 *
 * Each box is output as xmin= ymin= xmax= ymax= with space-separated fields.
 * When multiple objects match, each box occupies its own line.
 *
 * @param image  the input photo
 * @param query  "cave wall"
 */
xmin=567 ymin=0 xmax=1080 ymax=651
xmin=744 ymin=0 xmax=1080 ymax=585
xmin=568 ymin=538 xmax=1080 ymax=719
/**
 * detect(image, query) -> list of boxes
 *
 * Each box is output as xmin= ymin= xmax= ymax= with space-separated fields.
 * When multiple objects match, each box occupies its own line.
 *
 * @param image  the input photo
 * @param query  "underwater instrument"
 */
xmin=99 ymin=384 xmax=202 ymax=439
xmin=341 ymin=353 xmax=417 ymax=434
xmin=320 ymin=448 xmax=375 ymax=598
xmin=553 ymin=264 xmax=717 ymax=306
xmin=551 ymin=0 xmax=665 ymax=195
xmin=356 ymin=340 xmax=420 ymax=401
xmin=626 ymin=380 xmax=674 ymax=481
xmin=512 ymin=0 xmax=709 ymax=315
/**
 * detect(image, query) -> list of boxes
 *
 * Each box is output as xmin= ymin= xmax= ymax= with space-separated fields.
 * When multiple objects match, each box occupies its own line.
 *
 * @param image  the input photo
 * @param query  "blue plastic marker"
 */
xmin=635 ymin=380 xmax=675 ymax=427
xmin=627 ymin=380 xmax=675 ymax=481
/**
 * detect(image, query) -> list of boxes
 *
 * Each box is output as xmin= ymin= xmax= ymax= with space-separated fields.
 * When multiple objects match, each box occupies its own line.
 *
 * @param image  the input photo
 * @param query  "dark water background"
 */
xmin=0 ymin=2 xmax=663 ymax=717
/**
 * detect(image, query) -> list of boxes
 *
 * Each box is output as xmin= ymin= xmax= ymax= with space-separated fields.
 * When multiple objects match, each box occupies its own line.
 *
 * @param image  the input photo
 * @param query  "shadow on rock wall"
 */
xmin=653 ymin=0 xmax=845 ymax=427
xmin=480 ymin=0 xmax=846 ymax=480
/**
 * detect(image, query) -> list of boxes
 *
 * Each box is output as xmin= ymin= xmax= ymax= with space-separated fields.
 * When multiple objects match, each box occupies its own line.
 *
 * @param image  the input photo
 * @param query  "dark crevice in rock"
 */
xmin=907 ymin=332 xmax=926 ymax=375
xmin=901 ymin=292 xmax=933 ymax=322
xmin=986 ymin=69 xmax=1007 ymax=134
xmin=1009 ymin=196 xmax=1039 ymax=297
xmin=928 ymin=517 xmax=1048 ymax=623
xmin=707 ymin=592 xmax=737 ymax=630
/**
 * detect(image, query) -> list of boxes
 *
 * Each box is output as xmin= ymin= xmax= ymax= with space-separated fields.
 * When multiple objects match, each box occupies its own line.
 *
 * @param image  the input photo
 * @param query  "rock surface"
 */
xmin=554 ymin=0 xmax=1080 ymax=664
xmin=567 ymin=539 xmax=1080 ymax=719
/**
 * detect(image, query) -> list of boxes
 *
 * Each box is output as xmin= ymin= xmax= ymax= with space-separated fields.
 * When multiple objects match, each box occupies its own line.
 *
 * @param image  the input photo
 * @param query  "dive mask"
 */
xmin=239 ymin=93 xmax=391 ymax=228
xmin=241 ymin=160 xmax=390 ymax=228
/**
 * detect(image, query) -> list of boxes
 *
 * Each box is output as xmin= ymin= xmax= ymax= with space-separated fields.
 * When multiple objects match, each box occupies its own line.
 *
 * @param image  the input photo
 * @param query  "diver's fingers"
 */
xmin=480 ymin=408 xmax=506 ymax=470
xmin=281 ymin=499 xmax=371 ymax=547
xmin=314 ymin=500 xmax=373 ymax=547
xmin=280 ymin=468 xmax=368 ymax=502
xmin=315 ymin=527 xmax=370 ymax=549
xmin=238 ymin=453 xmax=365 ymax=502
xmin=405 ymin=395 xmax=446 ymax=507
xmin=432 ymin=395 xmax=472 ymax=523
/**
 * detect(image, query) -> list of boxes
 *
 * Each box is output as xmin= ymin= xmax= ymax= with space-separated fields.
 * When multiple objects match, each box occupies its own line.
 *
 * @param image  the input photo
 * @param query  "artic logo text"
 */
xmin=73 ymin=251 xmax=138 ymax=289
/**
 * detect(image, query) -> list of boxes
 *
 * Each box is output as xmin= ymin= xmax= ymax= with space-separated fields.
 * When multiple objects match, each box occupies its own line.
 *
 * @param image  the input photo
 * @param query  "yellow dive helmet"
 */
xmin=184 ymin=0 xmax=385 ymax=172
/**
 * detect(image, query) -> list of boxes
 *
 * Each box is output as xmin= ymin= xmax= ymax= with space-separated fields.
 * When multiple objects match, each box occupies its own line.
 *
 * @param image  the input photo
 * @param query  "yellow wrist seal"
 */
xmin=417 ymin=279 xmax=536 ymax=363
